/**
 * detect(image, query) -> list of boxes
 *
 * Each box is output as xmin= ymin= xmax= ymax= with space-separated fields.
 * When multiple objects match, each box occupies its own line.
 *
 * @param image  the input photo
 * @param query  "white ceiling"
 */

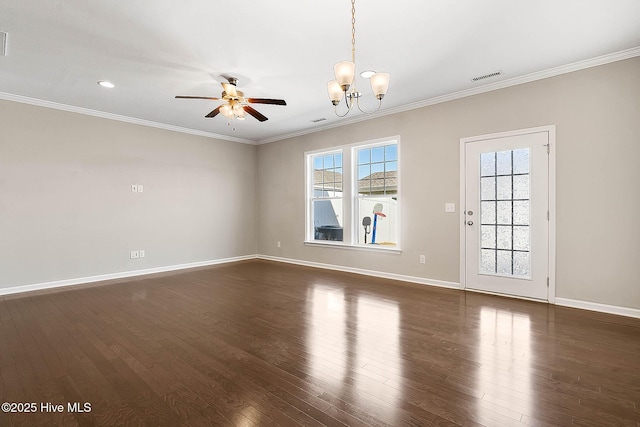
xmin=1 ymin=1 xmax=639 ymax=144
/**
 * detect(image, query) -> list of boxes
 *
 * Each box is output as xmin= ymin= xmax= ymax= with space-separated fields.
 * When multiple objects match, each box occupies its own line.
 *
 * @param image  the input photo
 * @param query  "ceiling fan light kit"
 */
xmin=175 ymin=76 xmax=286 ymax=122
xmin=327 ymin=0 xmax=390 ymax=117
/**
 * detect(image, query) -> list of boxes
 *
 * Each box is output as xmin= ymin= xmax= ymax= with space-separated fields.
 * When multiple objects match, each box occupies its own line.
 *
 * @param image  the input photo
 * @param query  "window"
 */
xmin=306 ymin=138 xmax=400 ymax=250
xmin=355 ymin=142 xmax=398 ymax=246
xmin=309 ymin=151 xmax=343 ymax=241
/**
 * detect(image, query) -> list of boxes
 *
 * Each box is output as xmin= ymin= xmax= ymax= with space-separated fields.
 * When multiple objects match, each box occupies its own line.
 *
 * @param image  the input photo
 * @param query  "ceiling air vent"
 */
xmin=0 ymin=31 xmax=6 ymax=56
xmin=470 ymin=70 xmax=502 ymax=82
xmin=311 ymin=118 xmax=327 ymax=123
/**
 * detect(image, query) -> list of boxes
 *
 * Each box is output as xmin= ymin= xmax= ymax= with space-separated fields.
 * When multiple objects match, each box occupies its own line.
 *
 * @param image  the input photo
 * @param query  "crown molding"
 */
xmin=0 ymin=92 xmax=256 ymax=145
xmin=257 ymin=46 xmax=640 ymax=145
xmin=1 ymin=47 xmax=638 ymax=146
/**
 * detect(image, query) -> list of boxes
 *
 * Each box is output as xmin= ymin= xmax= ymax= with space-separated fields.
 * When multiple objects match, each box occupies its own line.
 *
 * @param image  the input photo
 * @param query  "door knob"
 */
xmin=467 ymin=220 xmax=474 ymax=226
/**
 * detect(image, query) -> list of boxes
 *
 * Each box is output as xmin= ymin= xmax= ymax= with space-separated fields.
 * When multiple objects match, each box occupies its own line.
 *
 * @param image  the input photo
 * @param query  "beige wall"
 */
xmin=257 ymin=57 xmax=640 ymax=310
xmin=2 ymin=58 xmax=638 ymax=310
xmin=0 ymin=100 xmax=258 ymax=289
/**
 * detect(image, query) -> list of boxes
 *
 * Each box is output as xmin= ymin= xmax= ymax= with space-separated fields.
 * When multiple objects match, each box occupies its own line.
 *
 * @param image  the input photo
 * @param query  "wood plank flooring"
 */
xmin=1 ymin=259 xmax=639 ymax=426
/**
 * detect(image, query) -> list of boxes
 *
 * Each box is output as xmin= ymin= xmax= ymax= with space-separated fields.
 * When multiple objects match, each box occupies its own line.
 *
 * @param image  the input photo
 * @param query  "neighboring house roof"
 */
xmin=313 ymin=169 xmax=398 ymax=194
xmin=314 ymin=170 xmax=343 ymax=191
xmin=359 ymin=170 xmax=398 ymax=194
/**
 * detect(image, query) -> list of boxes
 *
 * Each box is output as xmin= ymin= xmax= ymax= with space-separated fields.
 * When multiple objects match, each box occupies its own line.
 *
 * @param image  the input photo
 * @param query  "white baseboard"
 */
xmin=4 ymin=255 xmax=639 ymax=320
xmin=259 ymin=256 xmax=640 ymax=319
xmin=555 ymin=297 xmax=640 ymax=319
xmin=258 ymin=255 xmax=460 ymax=290
xmin=0 ymin=255 xmax=258 ymax=297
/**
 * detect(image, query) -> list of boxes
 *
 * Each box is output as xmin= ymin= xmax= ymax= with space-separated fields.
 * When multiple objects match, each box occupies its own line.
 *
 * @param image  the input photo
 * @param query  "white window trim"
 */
xmin=304 ymin=136 xmax=401 ymax=252
xmin=305 ymin=148 xmax=344 ymax=242
xmin=351 ymin=139 xmax=401 ymax=248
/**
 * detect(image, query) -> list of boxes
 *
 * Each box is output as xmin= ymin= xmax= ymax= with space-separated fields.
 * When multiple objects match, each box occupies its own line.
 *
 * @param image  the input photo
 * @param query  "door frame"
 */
xmin=459 ymin=125 xmax=556 ymax=303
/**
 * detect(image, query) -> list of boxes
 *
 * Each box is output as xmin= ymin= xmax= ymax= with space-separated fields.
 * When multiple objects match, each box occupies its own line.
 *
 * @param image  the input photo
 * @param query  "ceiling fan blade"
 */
xmin=205 ymin=106 xmax=222 ymax=118
xmin=221 ymin=82 xmax=238 ymax=97
xmin=175 ymin=96 xmax=220 ymax=100
xmin=243 ymin=105 xmax=268 ymax=122
xmin=247 ymin=98 xmax=287 ymax=106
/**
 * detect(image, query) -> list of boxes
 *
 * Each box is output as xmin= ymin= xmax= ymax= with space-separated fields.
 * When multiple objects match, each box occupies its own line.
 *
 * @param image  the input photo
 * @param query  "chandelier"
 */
xmin=327 ymin=0 xmax=390 ymax=117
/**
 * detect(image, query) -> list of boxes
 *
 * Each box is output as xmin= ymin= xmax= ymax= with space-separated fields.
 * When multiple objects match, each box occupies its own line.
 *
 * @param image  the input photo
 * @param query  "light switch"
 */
xmin=445 ymin=203 xmax=456 ymax=213
xmin=138 ymin=184 xmax=144 ymax=193
xmin=131 ymin=184 xmax=138 ymax=192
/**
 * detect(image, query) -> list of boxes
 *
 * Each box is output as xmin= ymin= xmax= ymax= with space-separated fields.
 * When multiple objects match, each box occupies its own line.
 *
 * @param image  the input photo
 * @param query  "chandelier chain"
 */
xmin=351 ymin=0 xmax=356 ymax=63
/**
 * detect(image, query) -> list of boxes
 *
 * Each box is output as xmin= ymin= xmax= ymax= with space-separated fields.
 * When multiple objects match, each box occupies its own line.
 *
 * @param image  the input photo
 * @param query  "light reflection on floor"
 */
xmin=306 ymin=285 xmax=347 ymax=387
xmin=306 ymin=284 xmax=402 ymax=424
xmin=476 ymin=306 xmax=533 ymax=424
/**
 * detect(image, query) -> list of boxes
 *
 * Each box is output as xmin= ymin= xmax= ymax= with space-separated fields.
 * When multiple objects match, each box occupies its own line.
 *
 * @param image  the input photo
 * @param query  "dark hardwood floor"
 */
xmin=1 ymin=259 xmax=639 ymax=426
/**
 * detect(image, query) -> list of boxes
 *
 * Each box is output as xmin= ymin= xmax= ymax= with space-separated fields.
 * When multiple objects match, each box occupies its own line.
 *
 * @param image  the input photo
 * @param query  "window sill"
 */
xmin=304 ymin=240 xmax=402 ymax=254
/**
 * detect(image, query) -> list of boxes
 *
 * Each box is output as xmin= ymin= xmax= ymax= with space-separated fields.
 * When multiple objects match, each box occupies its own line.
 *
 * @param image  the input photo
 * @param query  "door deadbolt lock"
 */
xmin=467 ymin=210 xmax=473 ymax=216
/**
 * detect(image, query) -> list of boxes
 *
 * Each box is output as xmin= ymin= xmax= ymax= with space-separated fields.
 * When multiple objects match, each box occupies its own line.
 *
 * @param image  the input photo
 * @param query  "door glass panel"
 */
xmin=513 ymin=149 xmax=530 ymax=174
xmin=481 ymin=153 xmax=496 ymax=176
xmin=481 ymin=201 xmax=496 ymax=224
xmin=496 ymin=226 xmax=512 ymax=250
xmin=481 ymin=249 xmax=496 ymax=272
xmin=497 ymin=201 xmax=511 ymax=224
xmin=481 ymin=177 xmax=496 ymax=200
xmin=513 ymin=226 xmax=530 ymax=251
xmin=496 ymin=151 xmax=512 ymax=175
xmin=481 ymin=226 xmax=496 ymax=248
xmin=513 ymin=201 xmax=530 ymax=225
xmin=513 ymin=251 xmax=530 ymax=276
xmin=497 ymin=250 xmax=512 ymax=275
xmin=513 ymin=175 xmax=529 ymax=199
xmin=479 ymin=148 xmax=531 ymax=278
xmin=496 ymin=176 xmax=512 ymax=200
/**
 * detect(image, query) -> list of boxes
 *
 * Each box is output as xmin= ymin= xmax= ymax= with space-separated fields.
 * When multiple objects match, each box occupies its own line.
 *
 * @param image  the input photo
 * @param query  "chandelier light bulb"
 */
xmin=334 ymin=61 xmax=355 ymax=91
xmin=370 ymin=72 xmax=390 ymax=100
xmin=327 ymin=80 xmax=344 ymax=105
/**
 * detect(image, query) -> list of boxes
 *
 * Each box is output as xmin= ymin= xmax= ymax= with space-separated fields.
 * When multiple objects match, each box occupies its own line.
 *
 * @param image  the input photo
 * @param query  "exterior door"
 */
xmin=462 ymin=127 xmax=552 ymax=300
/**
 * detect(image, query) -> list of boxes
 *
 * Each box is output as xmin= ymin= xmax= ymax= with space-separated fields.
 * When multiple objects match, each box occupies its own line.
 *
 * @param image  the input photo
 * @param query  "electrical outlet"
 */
xmin=277 ymin=241 xmax=281 ymax=248
xmin=130 ymin=250 xmax=139 ymax=259
xmin=419 ymin=254 xmax=426 ymax=264
xmin=445 ymin=203 xmax=456 ymax=213
xmin=139 ymin=250 xmax=145 ymax=258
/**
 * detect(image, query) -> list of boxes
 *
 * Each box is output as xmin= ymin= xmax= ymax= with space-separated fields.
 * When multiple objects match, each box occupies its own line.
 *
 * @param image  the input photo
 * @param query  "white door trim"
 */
xmin=459 ymin=125 xmax=556 ymax=303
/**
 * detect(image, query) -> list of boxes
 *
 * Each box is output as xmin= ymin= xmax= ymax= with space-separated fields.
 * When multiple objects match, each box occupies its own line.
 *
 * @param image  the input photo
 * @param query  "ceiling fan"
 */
xmin=175 ymin=76 xmax=286 ymax=122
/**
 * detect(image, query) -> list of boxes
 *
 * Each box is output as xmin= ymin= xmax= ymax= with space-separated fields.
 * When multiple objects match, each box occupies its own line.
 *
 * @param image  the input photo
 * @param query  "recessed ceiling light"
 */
xmin=98 ymin=81 xmax=115 ymax=88
xmin=360 ymin=70 xmax=376 ymax=79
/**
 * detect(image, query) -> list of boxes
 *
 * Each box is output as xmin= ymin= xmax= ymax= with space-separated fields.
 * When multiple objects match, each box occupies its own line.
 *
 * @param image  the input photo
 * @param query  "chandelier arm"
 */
xmin=333 ymin=93 xmax=355 ymax=117
xmin=355 ymin=97 xmax=383 ymax=114
xmin=334 ymin=104 xmax=352 ymax=118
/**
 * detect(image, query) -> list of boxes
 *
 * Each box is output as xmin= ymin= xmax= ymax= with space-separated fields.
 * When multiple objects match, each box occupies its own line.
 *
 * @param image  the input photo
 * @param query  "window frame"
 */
xmin=304 ymin=136 xmax=401 ymax=252
xmin=306 ymin=149 xmax=345 ymax=243
xmin=352 ymin=140 xmax=400 ymax=248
